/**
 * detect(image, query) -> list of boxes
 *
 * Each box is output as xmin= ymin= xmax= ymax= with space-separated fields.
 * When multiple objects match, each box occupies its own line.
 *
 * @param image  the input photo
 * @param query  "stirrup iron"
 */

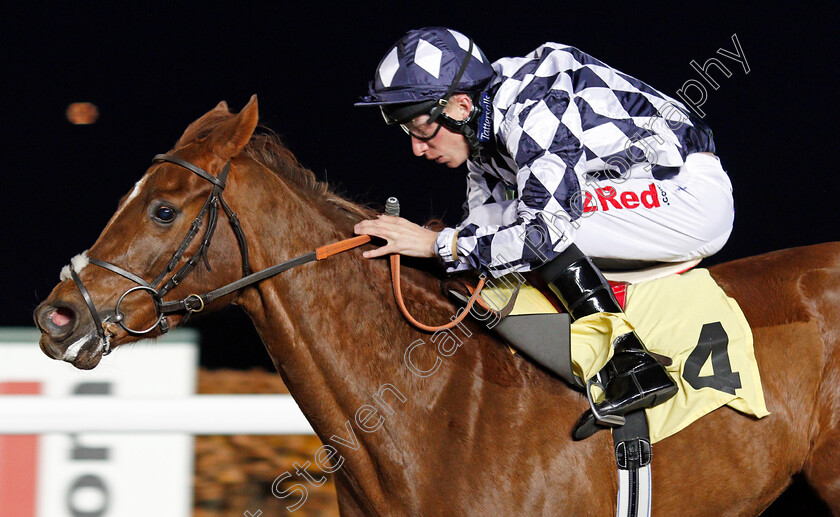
xmin=586 ymin=373 xmax=625 ymax=427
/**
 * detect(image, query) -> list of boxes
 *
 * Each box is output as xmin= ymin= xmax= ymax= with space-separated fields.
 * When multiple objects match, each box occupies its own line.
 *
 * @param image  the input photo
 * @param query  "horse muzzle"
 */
xmin=33 ymin=300 xmax=107 ymax=370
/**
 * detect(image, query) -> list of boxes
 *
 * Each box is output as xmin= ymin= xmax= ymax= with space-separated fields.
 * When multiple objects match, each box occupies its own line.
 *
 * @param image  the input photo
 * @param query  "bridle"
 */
xmin=69 ymin=153 xmax=486 ymax=355
xmin=71 ymin=153 xmax=257 ymax=352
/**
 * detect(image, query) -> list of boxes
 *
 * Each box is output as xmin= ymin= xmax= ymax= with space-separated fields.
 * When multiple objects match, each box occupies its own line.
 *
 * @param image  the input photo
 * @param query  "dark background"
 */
xmin=2 ymin=2 xmax=837 ymax=512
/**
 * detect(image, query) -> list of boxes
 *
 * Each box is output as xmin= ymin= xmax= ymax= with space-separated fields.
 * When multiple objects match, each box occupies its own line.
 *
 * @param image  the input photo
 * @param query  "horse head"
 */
xmin=34 ymin=96 xmax=265 ymax=369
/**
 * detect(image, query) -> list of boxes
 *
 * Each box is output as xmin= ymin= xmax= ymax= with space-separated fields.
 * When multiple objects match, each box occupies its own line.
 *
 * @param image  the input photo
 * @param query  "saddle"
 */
xmin=442 ymin=258 xmax=768 ymax=445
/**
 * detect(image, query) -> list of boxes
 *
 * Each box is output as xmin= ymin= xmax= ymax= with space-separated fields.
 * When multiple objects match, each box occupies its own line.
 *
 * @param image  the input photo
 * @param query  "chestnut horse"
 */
xmin=34 ymin=97 xmax=840 ymax=516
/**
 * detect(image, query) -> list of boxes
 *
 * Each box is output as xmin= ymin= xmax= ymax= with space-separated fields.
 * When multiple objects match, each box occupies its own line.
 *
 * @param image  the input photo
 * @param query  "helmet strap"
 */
xmin=428 ymin=38 xmax=475 ymax=124
xmin=461 ymin=124 xmax=482 ymax=159
xmin=437 ymin=101 xmax=483 ymax=159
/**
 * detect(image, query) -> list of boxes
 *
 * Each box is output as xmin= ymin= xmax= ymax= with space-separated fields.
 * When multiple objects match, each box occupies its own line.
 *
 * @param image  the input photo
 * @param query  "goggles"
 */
xmin=399 ymin=104 xmax=479 ymax=141
xmin=400 ymin=115 xmax=444 ymax=141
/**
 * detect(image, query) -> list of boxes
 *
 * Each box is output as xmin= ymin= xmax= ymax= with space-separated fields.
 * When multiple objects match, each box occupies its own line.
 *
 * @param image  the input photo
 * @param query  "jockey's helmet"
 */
xmin=355 ymin=27 xmax=495 ymax=157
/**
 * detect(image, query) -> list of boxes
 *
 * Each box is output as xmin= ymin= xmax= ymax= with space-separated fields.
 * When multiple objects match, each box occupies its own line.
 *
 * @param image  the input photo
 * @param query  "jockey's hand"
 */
xmin=354 ymin=215 xmax=438 ymax=259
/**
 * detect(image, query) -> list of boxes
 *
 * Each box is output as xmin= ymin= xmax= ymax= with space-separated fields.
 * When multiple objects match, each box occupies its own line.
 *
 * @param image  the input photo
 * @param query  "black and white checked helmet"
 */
xmin=355 ymin=27 xmax=495 ymax=122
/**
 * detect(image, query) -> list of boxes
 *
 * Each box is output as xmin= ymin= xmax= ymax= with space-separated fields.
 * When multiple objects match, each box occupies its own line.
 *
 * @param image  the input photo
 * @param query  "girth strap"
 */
xmin=613 ymin=410 xmax=652 ymax=517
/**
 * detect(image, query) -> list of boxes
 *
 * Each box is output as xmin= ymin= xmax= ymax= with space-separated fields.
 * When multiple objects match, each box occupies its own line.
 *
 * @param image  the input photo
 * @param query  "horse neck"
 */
xmin=229 ymin=162 xmax=489 ymax=506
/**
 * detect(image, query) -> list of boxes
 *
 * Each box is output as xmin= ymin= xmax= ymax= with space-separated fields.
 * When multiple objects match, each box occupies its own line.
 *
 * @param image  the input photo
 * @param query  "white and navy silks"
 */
xmin=434 ymin=44 xmax=734 ymax=278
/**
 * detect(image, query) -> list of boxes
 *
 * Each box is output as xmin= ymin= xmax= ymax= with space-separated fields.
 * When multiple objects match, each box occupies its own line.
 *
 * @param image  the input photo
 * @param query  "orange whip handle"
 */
xmin=315 ymin=235 xmax=371 ymax=260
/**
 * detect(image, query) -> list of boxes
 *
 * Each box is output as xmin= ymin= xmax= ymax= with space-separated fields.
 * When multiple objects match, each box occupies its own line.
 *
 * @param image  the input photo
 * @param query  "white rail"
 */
xmin=0 ymin=395 xmax=316 ymax=435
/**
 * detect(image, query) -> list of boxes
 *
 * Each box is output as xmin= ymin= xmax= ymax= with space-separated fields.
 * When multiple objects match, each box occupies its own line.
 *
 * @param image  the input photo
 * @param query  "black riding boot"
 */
xmin=538 ymin=244 xmax=678 ymax=440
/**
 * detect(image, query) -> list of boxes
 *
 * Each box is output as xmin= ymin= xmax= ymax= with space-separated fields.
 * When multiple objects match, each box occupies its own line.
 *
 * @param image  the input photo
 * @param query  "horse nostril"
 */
xmin=36 ymin=304 xmax=77 ymax=338
xmin=50 ymin=307 xmax=75 ymax=327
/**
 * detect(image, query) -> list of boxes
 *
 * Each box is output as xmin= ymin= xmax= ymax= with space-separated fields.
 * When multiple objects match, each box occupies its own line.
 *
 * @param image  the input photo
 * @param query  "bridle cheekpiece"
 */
xmin=69 ymin=153 xmax=250 ymax=353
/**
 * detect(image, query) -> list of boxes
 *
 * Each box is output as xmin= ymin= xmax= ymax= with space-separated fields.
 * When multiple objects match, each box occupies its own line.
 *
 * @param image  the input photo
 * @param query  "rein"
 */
xmin=69 ymin=154 xmax=485 ymax=352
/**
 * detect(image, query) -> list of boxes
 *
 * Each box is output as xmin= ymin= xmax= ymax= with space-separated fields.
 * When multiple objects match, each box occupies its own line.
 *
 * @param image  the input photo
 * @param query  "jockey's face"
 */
xmin=409 ymin=94 xmax=472 ymax=168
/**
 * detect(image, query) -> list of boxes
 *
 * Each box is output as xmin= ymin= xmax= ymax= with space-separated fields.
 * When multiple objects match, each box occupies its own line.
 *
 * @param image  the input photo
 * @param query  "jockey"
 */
xmin=353 ymin=27 xmax=734 ymax=437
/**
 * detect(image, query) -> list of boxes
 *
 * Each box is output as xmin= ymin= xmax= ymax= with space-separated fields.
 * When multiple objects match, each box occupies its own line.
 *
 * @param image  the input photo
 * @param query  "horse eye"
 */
xmin=153 ymin=205 xmax=177 ymax=223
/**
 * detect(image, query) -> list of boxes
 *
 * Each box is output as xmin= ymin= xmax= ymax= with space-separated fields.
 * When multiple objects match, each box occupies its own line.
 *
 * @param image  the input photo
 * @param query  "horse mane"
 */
xmin=175 ymin=108 xmax=377 ymax=222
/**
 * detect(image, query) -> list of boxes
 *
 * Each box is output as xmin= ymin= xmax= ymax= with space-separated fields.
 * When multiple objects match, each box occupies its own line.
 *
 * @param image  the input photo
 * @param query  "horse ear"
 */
xmin=206 ymin=95 xmax=259 ymax=162
xmin=175 ymin=100 xmax=232 ymax=148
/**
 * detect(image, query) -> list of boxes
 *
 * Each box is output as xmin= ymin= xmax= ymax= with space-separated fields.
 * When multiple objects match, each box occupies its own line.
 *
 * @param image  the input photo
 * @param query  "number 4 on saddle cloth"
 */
xmin=446 ymin=264 xmax=769 ymax=444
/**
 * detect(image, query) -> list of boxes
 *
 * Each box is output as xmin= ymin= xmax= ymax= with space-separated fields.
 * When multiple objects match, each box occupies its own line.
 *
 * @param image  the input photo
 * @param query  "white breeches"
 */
xmin=572 ymin=153 xmax=733 ymax=262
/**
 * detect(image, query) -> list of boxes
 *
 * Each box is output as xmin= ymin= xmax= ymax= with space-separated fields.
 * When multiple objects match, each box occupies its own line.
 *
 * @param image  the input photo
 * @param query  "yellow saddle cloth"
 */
xmin=481 ymin=268 xmax=769 ymax=443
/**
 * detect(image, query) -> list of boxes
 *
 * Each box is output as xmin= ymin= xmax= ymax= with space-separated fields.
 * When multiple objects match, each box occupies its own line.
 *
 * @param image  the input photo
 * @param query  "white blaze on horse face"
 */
xmin=123 ymin=175 xmax=147 ymax=211
xmin=59 ymin=250 xmax=90 ymax=282
xmin=100 ymin=172 xmax=150 ymax=236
